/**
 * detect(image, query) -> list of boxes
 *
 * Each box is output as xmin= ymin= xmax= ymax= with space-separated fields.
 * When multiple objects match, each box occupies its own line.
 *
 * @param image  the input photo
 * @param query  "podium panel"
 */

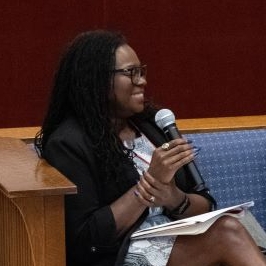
xmin=0 ymin=138 xmax=77 ymax=266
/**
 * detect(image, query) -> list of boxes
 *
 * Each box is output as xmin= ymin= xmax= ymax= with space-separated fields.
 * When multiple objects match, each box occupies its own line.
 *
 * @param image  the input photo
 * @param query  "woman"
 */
xmin=35 ymin=30 xmax=266 ymax=266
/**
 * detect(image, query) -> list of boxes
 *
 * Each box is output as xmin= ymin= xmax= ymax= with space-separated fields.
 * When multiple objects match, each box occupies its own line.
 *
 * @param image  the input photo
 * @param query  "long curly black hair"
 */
xmin=35 ymin=30 xmax=152 ymax=182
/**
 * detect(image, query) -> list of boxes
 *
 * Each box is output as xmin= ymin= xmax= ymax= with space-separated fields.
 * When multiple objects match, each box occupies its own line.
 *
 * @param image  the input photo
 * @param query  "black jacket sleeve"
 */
xmin=43 ymin=119 xmax=121 ymax=265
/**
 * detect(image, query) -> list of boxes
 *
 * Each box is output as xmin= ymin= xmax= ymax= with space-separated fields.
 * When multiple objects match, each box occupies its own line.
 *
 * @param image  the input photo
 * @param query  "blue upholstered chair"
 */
xmin=185 ymin=129 xmax=266 ymax=231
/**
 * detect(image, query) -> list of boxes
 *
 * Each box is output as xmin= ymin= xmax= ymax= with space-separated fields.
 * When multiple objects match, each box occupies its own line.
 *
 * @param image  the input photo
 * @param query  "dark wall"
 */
xmin=1 ymin=0 xmax=265 ymax=127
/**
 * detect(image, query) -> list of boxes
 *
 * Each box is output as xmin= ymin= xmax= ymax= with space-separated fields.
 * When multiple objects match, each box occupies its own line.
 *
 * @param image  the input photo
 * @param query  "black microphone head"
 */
xmin=155 ymin=109 xmax=176 ymax=130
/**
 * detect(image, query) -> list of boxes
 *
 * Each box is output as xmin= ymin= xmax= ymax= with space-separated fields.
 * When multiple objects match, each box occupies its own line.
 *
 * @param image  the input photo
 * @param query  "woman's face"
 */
xmin=110 ymin=44 xmax=147 ymax=118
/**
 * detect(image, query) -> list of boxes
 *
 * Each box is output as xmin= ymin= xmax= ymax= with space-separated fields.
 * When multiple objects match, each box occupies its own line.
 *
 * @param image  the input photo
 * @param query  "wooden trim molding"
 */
xmin=177 ymin=115 xmax=266 ymax=133
xmin=0 ymin=115 xmax=266 ymax=141
xmin=0 ymin=126 xmax=40 ymax=142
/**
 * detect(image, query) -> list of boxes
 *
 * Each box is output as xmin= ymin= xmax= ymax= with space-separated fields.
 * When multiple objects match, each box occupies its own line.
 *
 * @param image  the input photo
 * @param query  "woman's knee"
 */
xmin=211 ymin=215 xmax=249 ymax=244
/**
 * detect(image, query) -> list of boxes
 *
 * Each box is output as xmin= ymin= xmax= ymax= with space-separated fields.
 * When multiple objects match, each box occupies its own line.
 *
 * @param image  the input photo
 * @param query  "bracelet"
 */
xmin=165 ymin=194 xmax=191 ymax=219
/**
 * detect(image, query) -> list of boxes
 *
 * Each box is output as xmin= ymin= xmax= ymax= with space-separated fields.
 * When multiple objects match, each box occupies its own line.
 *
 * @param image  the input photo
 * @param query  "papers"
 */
xmin=131 ymin=201 xmax=254 ymax=239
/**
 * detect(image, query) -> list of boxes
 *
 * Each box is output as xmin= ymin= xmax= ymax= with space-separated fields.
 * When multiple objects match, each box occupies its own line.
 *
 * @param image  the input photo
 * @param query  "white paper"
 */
xmin=131 ymin=201 xmax=254 ymax=239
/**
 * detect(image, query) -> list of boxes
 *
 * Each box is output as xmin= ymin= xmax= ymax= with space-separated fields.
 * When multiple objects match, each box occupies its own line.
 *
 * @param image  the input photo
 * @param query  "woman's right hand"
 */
xmin=147 ymin=138 xmax=196 ymax=184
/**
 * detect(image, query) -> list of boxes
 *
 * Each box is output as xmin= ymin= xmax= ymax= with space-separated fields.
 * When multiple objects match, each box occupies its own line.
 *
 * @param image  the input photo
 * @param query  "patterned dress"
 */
xmin=123 ymin=134 xmax=176 ymax=266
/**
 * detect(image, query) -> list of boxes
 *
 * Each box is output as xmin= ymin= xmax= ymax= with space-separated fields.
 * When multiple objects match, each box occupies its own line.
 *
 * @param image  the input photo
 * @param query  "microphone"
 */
xmin=155 ymin=109 xmax=205 ymax=191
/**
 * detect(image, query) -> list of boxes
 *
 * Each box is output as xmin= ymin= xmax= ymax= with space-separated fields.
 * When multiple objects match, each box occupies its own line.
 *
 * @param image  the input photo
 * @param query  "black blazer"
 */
xmin=43 ymin=114 xmax=215 ymax=266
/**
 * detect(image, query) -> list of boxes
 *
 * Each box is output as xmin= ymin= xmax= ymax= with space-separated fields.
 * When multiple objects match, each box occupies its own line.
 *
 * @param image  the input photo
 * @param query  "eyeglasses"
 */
xmin=112 ymin=65 xmax=147 ymax=86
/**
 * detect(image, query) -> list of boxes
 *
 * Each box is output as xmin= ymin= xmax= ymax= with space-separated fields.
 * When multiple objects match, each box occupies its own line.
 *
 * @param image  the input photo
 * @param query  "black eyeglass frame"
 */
xmin=112 ymin=65 xmax=147 ymax=85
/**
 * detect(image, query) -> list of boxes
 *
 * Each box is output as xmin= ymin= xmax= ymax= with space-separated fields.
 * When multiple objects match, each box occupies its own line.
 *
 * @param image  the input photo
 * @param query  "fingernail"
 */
xmin=193 ymin=151 xmax=199 ymax=158
xmin=193 ymin=147 xmax=201 ymax=153
xmin=186 ymin=139 xmax=193 ymax=144
xmin=134 ymin=190 xmax=140 ymax=197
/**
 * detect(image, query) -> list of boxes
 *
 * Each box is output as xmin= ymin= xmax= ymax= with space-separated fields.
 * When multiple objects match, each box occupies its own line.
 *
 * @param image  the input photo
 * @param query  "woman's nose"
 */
xmin=138 ymin=76 xmax=147 ymax=86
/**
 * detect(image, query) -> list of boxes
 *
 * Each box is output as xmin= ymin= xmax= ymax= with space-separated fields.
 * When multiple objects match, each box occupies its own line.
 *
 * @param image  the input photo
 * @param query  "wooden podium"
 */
xmin=0 ymin=138 xmax=77 ymax=266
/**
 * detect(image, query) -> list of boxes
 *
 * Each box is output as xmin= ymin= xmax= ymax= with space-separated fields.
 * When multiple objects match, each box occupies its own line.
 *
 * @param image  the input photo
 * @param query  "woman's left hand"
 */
xmin=135 ymin=171 xmax=184 ymax=208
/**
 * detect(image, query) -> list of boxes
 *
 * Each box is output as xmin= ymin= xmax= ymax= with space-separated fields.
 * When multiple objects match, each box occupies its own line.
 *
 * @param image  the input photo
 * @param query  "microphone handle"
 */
xmin=183 ymin=162 xmax=206 ymax=191
xmin=164 ymin=124 xmax=206 ymax=191
xmin=165 ymin=125 xmax=181 ymax=139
